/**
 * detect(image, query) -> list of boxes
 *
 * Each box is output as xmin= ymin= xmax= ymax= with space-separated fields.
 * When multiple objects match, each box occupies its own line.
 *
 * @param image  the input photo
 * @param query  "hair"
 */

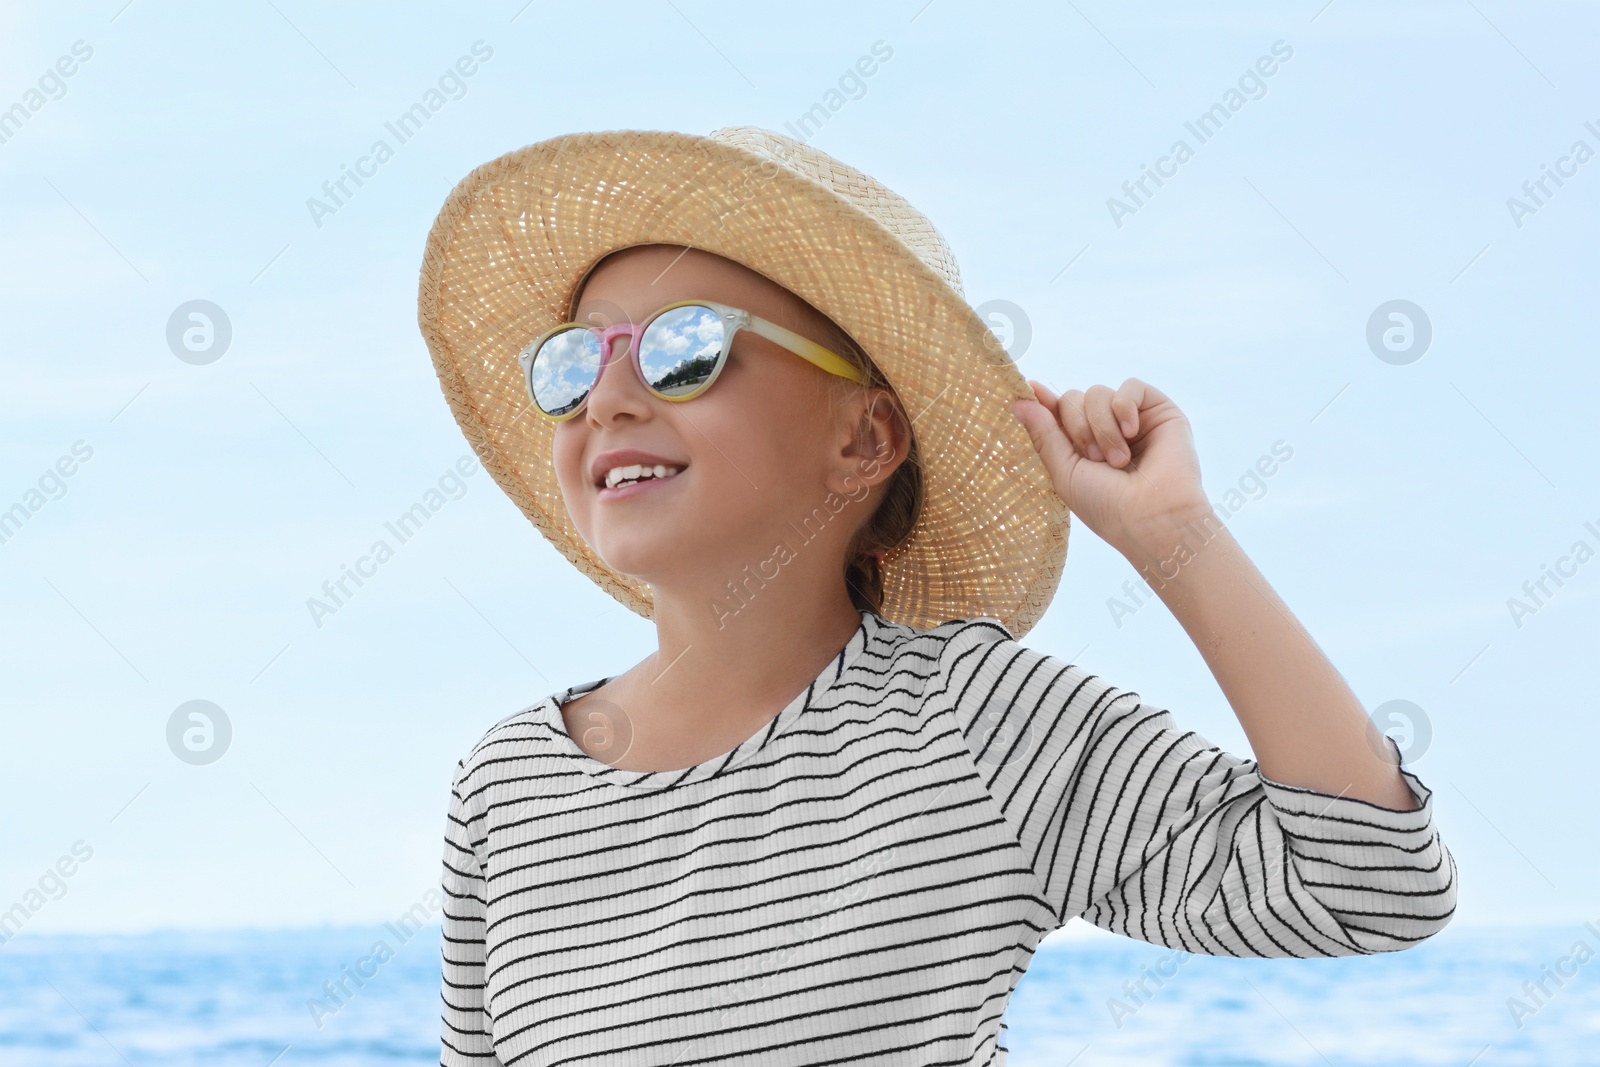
xmin=821 ymin=326 xmax=924 ymax=617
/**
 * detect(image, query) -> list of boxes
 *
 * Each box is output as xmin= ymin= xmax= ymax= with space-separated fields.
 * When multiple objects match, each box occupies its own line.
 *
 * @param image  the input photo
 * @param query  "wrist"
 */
xmin=1115 ymin=498 xmax=1231 ymax=592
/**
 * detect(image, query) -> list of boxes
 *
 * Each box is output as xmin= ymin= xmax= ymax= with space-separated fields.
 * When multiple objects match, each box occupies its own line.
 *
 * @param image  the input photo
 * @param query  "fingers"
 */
xmin=1009 ymin=394 xmax=1082 ymax=480
xmin=1050 ymin=387 xmax=1099 ymax=461
xmin=1027 ymin=380 xmax=1085 ymax=455
xmin=1085 ymin=385 xmax=1133 ymax=465
xmin=1111 ymin=379 xmax=1143 ymax=440
xmin=1025 ymin=378 xmax=1142 ymax=467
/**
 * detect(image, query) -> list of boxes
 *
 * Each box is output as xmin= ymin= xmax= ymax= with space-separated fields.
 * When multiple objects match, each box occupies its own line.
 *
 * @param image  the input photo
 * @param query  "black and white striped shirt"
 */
xmin=440 ymin=609 xmax=1457 ymax=1066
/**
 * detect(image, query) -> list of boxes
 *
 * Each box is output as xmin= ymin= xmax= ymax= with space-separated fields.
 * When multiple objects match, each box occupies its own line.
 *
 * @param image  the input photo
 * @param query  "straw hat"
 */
xmin=416 ymin=126 xmax=1069 ymax=638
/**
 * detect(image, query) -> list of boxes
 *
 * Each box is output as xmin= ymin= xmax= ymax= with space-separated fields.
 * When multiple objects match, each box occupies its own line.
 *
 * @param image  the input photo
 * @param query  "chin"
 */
xmin=584 ymin=535 xmax=678 ymax=582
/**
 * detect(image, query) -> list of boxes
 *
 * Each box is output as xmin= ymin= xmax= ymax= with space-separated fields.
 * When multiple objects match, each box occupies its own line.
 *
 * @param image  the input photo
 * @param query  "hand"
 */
xmin=1009 ymin=377 xmax=1209 ymax=556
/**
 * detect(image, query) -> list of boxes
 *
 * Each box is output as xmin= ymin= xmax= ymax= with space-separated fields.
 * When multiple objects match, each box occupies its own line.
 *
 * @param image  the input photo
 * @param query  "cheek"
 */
xmin=699 ymin=394 xmax=832 ymax=505
xmin=550 ymin=426 xmax=588 ymax=505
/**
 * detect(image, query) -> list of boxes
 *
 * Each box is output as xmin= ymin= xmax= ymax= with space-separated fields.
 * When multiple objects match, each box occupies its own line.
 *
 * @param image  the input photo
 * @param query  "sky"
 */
xmin=1 ymin=0 xmax=1596 ymax=938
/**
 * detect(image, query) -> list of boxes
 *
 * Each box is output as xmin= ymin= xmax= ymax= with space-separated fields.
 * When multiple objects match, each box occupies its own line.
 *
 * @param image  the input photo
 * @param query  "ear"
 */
xmin=829 ymin=388 xmax=908 ymax=498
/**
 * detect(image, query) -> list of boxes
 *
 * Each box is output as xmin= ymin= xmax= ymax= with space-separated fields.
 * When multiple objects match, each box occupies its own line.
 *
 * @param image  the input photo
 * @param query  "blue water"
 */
xmin=1 ymin=924 xmax=1595 ymax=1066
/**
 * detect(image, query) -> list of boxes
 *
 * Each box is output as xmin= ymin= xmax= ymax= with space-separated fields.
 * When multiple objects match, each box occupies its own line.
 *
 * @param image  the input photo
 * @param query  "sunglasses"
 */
xmin=518 ymin=299 xmax=868 ymax=421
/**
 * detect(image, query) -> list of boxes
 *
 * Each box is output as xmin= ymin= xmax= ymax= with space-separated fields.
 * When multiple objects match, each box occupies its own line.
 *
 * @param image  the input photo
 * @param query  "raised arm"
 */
xmin=1116 ymin=501 xmax=1417 ymax=807
xmin=1010 ymin=377 xmax=1416 ymax=807
xmin=993 ymin=377 xmax=1458 ymax=953
xmin=939 ymin=619 xmax=1457 ymax=956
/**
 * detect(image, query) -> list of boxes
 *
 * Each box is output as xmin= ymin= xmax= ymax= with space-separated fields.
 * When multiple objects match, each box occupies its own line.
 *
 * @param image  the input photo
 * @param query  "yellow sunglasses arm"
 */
xmin=744 ymin=316 xmax=868 ymax=385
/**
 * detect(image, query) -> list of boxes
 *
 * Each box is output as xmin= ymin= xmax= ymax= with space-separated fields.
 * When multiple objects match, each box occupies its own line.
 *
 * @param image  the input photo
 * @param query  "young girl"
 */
xmin=417 ymin=127 xmax=1456 ymax=1067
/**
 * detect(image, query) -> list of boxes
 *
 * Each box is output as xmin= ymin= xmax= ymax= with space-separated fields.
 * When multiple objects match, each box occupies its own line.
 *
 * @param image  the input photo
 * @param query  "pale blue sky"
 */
xmin=1 ymin=0 xmax=1595 ymax=937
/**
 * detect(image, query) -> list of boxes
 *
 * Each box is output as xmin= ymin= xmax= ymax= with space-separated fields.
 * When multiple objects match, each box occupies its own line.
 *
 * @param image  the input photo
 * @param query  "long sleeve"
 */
xmin=937 ymin=618 xmax=1459 ymax=957
xmin=440 ymin=758 xmax=504 ymax=1065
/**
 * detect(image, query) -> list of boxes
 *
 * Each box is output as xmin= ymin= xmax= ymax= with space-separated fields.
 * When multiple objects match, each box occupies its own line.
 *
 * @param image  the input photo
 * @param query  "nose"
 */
xmin=582 ymin=328 xmax=651 ymax=425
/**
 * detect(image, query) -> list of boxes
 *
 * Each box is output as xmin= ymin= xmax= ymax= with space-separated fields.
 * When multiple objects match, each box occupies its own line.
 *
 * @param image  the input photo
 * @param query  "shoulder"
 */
xmin=448 ymin=678 xmax=601 ymax=800
xmin=856 ymin=611 xmax=1020 ymax=692
xmin=906 ymin=613 xmax=1019 ymax=667
xmin=865 ymin=611 xmax=1013 ymax=649
xmin=904 ymin=616 xmax=1146 ymax=735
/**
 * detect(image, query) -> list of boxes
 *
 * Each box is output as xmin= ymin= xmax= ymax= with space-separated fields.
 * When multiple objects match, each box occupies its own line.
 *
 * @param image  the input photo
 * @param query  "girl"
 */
xmin=418 ymin=127 xmax=1456 ymax=1067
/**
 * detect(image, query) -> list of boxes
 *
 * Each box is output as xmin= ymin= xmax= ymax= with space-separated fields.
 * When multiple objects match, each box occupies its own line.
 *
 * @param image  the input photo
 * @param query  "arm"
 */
xmin=1010 ymin=377 xmax=1414 ymax=808
xmin=440 ymin=760 xmax=504 ymax=1066
xmin=1117 ymin=504 xmax=1416 ymax=809
xmin=998 ymin=377 xmax=1457 ymax=953
xmin=942 ymin=620 xmax=1457 ymax=956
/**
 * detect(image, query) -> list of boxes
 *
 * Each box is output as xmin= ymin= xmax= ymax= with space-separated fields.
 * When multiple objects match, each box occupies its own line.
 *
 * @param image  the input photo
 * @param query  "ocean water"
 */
xmin=0 ymin=923 xmax=1595 ymax=1066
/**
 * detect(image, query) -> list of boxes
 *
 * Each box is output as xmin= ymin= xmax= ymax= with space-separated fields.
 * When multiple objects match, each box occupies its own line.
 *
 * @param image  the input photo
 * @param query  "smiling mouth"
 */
xmin=599 ymin=464 xmax=686 ymax=492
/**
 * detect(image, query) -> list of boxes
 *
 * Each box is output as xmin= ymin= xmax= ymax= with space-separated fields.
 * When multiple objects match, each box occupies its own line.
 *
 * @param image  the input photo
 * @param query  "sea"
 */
xmin=0 ymin=923 xmax=1595 ymax=1066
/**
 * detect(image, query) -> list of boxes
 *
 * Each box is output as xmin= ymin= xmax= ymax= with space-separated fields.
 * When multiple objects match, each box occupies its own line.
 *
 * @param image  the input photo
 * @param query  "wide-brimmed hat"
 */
xmin=416 ymin=126 xmax=1069 ymax=638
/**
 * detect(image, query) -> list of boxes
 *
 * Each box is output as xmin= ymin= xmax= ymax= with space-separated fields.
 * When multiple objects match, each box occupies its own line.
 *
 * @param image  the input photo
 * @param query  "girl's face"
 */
xmin=550 ymin=244 xmax=890 ymax=596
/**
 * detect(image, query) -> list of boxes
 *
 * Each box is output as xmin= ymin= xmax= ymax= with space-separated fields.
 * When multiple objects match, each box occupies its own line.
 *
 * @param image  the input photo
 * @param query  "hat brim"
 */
xmin=417 ymin=129 xmax=1069 ymax=638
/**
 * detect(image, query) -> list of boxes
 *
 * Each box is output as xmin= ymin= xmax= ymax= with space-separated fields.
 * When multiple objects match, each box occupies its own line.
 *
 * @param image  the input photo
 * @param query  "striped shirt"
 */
xmin=440 ymin=609 xmax=1457 ymax=1066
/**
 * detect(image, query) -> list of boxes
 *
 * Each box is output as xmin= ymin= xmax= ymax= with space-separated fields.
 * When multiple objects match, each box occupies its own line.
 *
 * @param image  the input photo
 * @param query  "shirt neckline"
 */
xmin=540 ymin=609 xmax=880 ymax=791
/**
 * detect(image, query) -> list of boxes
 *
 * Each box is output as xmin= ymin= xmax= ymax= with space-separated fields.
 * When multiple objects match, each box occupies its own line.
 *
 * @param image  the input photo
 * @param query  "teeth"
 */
xmin=604 ymin=463 xmax=682 ymax=489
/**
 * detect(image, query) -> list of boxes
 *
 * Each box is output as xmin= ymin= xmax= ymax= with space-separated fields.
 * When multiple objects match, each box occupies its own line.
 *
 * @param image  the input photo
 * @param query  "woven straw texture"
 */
xmin=416 ymin=127 xmax=1069 ymax=638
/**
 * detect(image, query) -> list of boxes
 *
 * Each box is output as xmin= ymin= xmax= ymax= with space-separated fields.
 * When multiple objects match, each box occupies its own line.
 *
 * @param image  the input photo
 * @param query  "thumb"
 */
xmin=1010 ymin=397 xmax=1081 ymax=483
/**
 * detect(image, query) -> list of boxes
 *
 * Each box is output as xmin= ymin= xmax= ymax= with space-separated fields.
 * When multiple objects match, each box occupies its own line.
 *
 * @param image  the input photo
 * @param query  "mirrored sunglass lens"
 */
xmin=639 ymin=305 xmax=727 ymax=398
xmin=527 ymin=327 xmax=604 ymax=416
